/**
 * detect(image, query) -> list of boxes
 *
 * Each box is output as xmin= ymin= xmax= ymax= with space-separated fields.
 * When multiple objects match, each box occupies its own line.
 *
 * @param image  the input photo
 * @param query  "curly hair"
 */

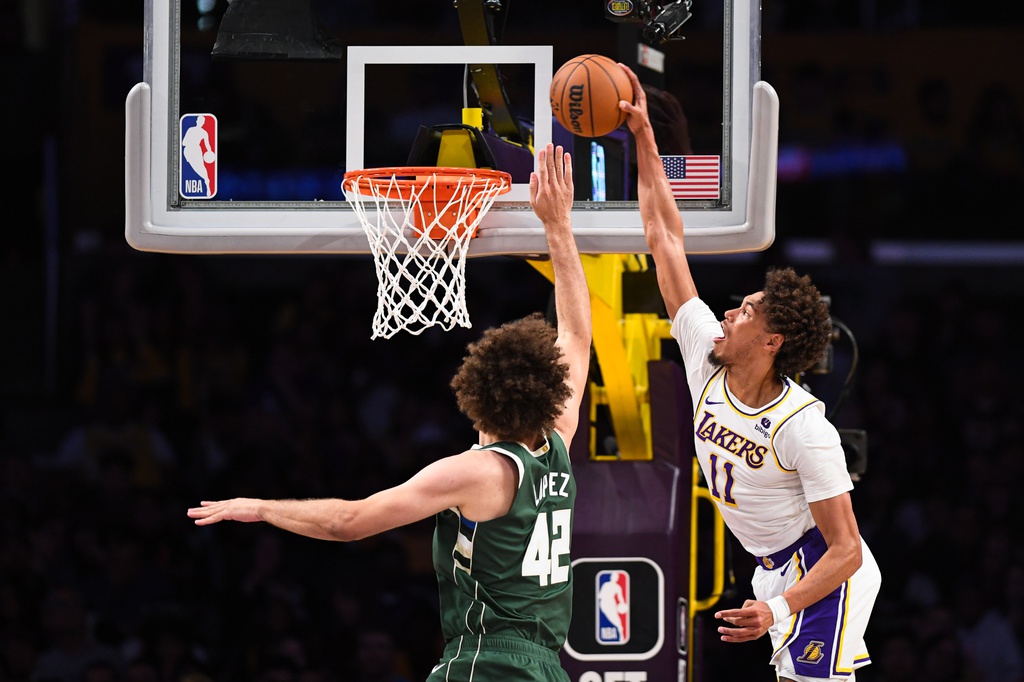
xmin=450 ymin=313 xmax=571 ymax=443
xmin=759 ymin=267 xmax=832 ymax=378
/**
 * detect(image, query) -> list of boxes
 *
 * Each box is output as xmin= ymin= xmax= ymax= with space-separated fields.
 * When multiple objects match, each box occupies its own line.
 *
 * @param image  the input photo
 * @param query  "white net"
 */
xmin=343 ymin=168 xmax=511 ymax=339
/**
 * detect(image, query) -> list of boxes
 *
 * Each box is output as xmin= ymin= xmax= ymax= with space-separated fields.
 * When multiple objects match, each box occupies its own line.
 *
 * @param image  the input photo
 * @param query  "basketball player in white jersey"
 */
xmin=618 ymin=65 xmax=881 ymax=681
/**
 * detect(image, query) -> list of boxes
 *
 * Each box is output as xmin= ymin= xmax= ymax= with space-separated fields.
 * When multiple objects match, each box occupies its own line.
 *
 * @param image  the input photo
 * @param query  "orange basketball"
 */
xmin=550 ymin=54 xmax=632 ymax=138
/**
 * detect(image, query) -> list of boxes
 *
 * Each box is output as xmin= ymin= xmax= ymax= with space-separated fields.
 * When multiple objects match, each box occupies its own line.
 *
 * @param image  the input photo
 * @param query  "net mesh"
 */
xmin=343 ymin=168 xmax=511 ymax=339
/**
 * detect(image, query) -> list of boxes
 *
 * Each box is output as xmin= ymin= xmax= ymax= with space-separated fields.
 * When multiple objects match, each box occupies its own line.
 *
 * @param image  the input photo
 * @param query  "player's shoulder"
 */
xmin=769 ymin=379 xmax=831 ymax=434
xmin=771 ymin=380 xmax=840 ymax=445
xmin=676 ymin=296 xmax=715 ymax=323
xmin=779 ymin=377 xmax=825 ymax=412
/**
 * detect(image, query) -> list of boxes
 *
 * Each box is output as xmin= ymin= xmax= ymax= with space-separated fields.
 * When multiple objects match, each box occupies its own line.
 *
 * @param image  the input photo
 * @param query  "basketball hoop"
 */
xmin=342 ymin=166 xmax=512 ymax=339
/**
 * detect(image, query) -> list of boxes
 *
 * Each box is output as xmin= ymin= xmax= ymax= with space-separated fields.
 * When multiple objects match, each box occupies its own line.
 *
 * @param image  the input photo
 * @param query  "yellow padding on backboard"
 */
xmin=437 ymin=129 xmax=478 ymax=168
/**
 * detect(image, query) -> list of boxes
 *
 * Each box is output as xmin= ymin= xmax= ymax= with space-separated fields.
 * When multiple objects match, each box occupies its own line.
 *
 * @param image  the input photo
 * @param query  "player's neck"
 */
xmin=724 ymin=365 xmax=783 ymax=409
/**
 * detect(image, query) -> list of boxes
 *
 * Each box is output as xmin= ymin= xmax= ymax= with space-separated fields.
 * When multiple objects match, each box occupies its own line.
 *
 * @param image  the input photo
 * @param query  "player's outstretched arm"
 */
xmin=530 ymin=143 xmax=591 ymax=442
xmin=619 ymin=64 xmax=697 ymax=319
xmin=187 ymin=448 xmax=518 ymax=540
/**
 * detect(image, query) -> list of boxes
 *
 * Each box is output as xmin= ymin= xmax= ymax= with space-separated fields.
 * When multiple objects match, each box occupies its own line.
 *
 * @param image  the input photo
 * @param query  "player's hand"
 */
xmin=187 ymin=498 xmax=264 ymax=525
xmin=715 ymin=599 xmax=774 ymax=642
xmin=530 ymin=143 xmax=573 ymax=229
xmin=617 ymin=63 xmax=651 ymax=137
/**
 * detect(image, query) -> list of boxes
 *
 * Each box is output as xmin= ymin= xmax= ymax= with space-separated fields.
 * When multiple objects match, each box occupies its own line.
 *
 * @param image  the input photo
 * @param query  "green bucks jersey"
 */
xmin=433 ymin=431 xmax=575 ymax=650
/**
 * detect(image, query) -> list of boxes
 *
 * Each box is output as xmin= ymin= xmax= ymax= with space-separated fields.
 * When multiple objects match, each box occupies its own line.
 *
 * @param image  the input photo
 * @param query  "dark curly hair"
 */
xmin=760 ymin=267 xmax=832 ymax=378
xmin=450 ymin=313 xmax=571 ymax=443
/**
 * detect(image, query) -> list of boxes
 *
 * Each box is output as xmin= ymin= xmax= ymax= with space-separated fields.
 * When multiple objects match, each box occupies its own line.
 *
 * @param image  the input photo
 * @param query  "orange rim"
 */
xmin=343 ymin=166 xmax=512 ymax=200
xmin=343 ymin=167 xmax=512 ymax=239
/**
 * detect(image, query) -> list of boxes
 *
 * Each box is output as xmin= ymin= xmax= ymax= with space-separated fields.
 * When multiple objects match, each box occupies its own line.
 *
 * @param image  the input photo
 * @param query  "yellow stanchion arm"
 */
xmin=529 ymin=254 xmax=656 ymax=460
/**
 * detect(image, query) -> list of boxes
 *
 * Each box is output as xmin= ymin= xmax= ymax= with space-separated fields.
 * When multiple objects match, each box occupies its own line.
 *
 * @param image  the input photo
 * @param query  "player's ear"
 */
xmin=766 ymin=333 xmax=784 ymax=354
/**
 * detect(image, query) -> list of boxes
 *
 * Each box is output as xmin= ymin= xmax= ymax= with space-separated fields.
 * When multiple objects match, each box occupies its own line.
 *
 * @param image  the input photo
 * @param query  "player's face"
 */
xmin=709 ymin=292 xmax=774 ymax=367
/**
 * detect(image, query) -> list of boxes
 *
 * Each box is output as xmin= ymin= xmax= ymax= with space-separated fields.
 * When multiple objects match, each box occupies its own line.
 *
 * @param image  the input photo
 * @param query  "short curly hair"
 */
xmin=760 ymin=267 xmax=832 ymax=378
xmin=450 ymin=313 xmax=571 ymax=442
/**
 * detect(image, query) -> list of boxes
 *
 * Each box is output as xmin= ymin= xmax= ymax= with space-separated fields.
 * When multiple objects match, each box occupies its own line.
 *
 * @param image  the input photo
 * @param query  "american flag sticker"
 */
xmin=661 ymin=155 xmax=720 ymax=200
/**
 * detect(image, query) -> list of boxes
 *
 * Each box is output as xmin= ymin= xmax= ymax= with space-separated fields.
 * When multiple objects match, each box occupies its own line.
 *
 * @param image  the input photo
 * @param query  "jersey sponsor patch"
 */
xmin=180 ymin=113 xmax=218 ymax=198
xmin=596 ymin=569 xmax=630 ymax=644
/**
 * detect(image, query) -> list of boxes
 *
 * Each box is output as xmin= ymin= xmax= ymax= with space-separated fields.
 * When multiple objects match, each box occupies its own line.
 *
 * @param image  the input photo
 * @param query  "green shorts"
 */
xmin=426 ymin=634 xmax=570 ymax=682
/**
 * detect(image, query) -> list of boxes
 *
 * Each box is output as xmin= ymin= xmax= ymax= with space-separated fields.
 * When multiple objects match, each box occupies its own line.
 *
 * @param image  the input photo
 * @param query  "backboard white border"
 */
xmin=126 ymin=0 xmax=777 ymax=256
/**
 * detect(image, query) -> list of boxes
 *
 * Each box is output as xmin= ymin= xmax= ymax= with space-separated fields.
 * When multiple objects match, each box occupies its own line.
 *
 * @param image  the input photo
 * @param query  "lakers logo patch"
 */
xmin=797 ymin=640 xmax=826 ymax=664
xmin=762 ymin=556 xmax=774 ymax=569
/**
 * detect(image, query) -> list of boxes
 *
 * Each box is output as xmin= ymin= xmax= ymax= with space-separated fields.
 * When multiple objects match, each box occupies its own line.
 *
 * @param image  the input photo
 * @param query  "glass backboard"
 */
xmin=125 ymin=0 xmax=778 ymax=256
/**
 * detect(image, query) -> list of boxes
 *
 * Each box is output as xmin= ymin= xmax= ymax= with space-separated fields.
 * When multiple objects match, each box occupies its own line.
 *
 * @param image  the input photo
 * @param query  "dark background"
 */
xmin=2 ymin=1 xmax=1024 ymax=681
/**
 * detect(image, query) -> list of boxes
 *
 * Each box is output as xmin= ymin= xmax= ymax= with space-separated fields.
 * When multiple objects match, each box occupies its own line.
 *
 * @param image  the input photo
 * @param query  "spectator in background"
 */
xmin=955 ymin=581 xmax=1024 ymax=682
xmin=353 ymin=628 xmax=412 ymax=682
xmin=30 ymin=587 xmax=121 ymax=682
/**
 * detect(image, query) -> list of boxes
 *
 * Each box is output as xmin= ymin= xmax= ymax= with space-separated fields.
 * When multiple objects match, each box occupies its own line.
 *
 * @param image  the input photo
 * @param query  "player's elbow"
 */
xmin=644 ymin=217 xmax=683 ymax=255
xmin=850 ymin=541 xmax=863 ymax=571
xmin=325 ymin=506 xmax=366 ymax=542
xmin=841 ymin=536 xmax=863 ymax=575
xmin=326 ymin=523 xmax=360 ymax=542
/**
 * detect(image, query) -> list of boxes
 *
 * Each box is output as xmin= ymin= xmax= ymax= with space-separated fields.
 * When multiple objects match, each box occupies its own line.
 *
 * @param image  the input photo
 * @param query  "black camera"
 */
xmin=604 ymin=0 xmax=693 ymax=44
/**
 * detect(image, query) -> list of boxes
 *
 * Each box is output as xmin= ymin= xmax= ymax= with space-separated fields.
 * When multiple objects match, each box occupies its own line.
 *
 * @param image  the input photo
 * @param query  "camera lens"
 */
xmin=642 ymin=22 xmax=666 ymax=43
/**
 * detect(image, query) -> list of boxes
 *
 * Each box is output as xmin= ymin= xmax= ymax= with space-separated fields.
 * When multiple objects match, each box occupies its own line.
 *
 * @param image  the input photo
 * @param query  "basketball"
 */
xmin=203 ymin=151 xmax=216 ymax=163
xmin=550 ymin=54 xmax=632 ymax=138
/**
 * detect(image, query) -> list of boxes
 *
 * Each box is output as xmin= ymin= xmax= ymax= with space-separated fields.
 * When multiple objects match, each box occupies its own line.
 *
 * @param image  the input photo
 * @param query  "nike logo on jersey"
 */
xmin=431 ymin=663 xmax=446 ymax=674
xmin=705 ymin=398 xmax=725 ymax=405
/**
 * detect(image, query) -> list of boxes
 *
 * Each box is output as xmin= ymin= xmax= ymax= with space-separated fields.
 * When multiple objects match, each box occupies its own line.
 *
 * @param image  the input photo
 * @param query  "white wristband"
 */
xmin=766 ymin=595 xmax=791 ymax=625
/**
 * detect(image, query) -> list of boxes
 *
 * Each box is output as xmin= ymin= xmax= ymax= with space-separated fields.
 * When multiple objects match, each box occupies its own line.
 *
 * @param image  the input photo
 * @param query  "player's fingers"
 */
xmin=562 ymin=151 xmax=573 ymax=188
xmin=619 ymin=63 xmax=644 ymax=103
xmin=529 ymin=171 xmax=538 ymax=203
xmin=545 ymin=143 xmax=556 ymax=178
xmin=552 ymin=145 xmax=564 ymax=180
xmin=536 ymin=146 xmax=549 ymax=183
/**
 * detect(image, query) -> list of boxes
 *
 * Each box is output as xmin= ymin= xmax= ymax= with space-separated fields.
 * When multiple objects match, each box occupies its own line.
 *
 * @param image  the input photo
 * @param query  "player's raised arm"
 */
xmin=530 ymin=143 xmax=591 ymax=442
xmin=619 ymin=64 xmax=698 ymax=319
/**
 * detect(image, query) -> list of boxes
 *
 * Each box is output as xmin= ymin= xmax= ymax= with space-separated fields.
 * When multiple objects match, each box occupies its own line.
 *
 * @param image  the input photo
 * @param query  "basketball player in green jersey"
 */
xmin=188 ymin=143 xmax=590 ymax=682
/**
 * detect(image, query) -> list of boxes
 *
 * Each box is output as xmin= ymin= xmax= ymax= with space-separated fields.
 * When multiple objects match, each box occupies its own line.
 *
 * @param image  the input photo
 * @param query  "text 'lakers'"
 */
xmin=695 ymin=411 xmax=767 ymax=467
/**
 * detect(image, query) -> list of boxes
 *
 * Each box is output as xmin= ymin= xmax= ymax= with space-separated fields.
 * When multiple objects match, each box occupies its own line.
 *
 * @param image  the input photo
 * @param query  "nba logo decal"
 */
xmin=596 ymin=570 xmax=630 ymax=644
xmin=180 ymin=114 xmax=218 ymax=199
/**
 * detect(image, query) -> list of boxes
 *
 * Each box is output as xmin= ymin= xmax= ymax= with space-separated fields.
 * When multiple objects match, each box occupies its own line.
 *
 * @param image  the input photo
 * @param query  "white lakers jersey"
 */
xmin=672 ymin=298 xmax=853 ymax=557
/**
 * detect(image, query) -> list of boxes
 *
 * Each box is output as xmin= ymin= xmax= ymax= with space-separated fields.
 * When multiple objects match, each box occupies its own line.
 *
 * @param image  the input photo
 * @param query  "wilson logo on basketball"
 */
xmin=568 ymin=84 xmax=585 ymax=134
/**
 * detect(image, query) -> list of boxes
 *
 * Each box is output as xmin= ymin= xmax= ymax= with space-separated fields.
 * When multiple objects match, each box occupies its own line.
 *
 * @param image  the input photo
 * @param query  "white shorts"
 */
xmin=751 ymin=528 xmax=881 ymax=681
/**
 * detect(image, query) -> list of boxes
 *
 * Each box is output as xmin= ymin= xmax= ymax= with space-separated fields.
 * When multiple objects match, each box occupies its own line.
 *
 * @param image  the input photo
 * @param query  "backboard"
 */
xmin=125 ymin=0 xmax=778 ymax=256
